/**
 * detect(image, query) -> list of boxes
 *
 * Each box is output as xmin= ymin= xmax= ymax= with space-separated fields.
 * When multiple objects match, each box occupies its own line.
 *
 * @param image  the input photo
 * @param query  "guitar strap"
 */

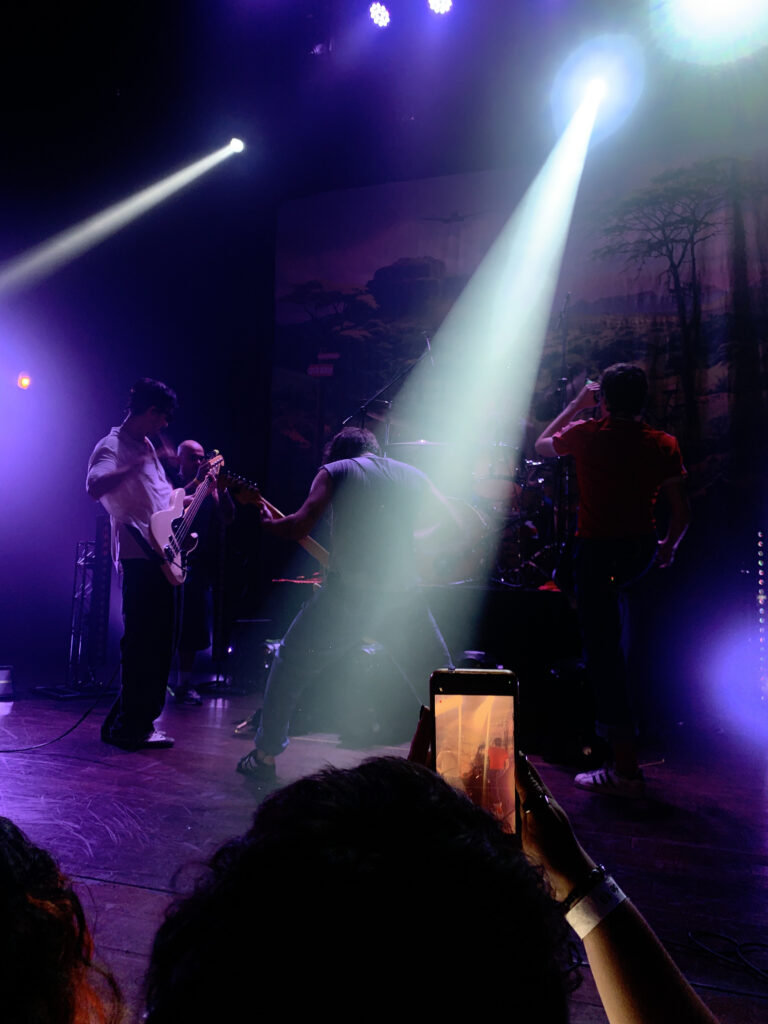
xmin=125 ymin=524 xmax=164 ymax=565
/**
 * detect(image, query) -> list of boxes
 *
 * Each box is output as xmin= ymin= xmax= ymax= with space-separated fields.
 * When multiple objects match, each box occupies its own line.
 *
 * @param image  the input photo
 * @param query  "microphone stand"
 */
xmin=340 ymin=339 xmax=434 ymax=449
xmin=552 ymin=293 xmax=574 ymax=574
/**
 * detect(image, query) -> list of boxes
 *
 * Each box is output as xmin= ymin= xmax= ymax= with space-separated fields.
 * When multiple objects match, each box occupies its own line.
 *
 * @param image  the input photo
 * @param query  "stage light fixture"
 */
xmin=229 ymin=138 xmax=245 ymax=152
xmin=551 ymin=35 xmax=644 ymax=145
xmin=428 ymin=0 xmax=453 ymax=13
xmin=369 ymin=3 xmax=390 ymax=28
xmin=651 ymin=0 xmax=768 ymax=65
xmin=17 ymin=373 xmax=31 ymax=390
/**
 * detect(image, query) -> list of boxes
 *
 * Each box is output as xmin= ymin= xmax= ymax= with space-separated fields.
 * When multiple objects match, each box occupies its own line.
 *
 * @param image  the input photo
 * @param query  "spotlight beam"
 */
xmin=397 ymin=86 xmax=602 ymax=499
xmin=370 ymin=88 xmax=603 ymax=653
xmin=0 ymin=141 xmax=243 ymax=297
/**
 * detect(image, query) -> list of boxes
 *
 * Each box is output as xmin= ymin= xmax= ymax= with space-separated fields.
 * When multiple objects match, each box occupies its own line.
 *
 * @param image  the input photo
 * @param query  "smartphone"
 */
xmin=430 ymin=668 xmax=519 ymax=834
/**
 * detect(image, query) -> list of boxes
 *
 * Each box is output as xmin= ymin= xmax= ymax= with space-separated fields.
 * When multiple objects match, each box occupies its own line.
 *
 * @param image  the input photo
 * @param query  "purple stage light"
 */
xmin=428 ymin=0 xmax=453 ymax=13
xmin=17 ymin=373 xmax=31 ymax=390
xmin=369 ymin=3 xmax=390 ymax=28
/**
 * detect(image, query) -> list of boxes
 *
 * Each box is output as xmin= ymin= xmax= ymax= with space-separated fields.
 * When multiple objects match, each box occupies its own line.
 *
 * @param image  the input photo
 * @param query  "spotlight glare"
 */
xmin=551 ymin=35 xmax=645 ymax=145
xmin=17 ymin=373 xmax=31 ymax=390
xmin=585 ymin=77 xmax=607 ymax=104
xmin=369 ymin=3 xmax=390 ymax=28
xmin=229 ymin=137 xmax=245 ymax=153
xmin=428 ymin=0 xmax=453 ymax=13
xmin=651 ymin=0 xmax=768 ymax=65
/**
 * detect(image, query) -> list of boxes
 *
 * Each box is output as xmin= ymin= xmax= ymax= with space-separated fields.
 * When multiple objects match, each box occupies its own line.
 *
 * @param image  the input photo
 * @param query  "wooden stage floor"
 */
xmin=0 ymin=689 xmax=766 ymax=1022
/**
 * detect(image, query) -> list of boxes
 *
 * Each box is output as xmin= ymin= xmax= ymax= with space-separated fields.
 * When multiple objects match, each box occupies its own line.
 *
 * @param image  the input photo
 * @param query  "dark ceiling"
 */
xmin=0 ymin=2 xmax=640 ymax=230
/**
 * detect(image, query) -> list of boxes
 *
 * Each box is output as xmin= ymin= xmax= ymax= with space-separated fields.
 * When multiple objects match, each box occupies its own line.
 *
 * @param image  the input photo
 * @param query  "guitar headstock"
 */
xmin=205 ymin=452 xmax=225 ymax=474
xmin=197 ymin=452 xmax=225 ymax=491
xmin=220 ymin=470 xmax=263 ymax=507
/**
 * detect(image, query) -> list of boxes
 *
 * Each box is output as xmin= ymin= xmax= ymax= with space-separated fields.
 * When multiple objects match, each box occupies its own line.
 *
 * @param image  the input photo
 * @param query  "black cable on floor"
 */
xmin=686 ymin=929 xmax=768 ymax=984
xmin=0 ymin=664 xmax=119 ymax=753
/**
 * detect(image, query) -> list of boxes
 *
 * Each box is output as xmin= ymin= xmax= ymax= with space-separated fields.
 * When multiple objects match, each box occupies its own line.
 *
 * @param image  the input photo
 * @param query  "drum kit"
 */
xmin=385 ymin=437 xmax=560 ymax=588
xmin=351 ymin=354 xmax=570 ymax=589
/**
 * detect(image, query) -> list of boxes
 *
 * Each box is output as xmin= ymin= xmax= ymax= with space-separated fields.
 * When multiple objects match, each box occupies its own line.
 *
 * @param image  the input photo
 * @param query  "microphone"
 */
xmin=423 ymin=331 xmax=435 ymax=367
xmin=556 ymin=292 xmax=571 ymax=330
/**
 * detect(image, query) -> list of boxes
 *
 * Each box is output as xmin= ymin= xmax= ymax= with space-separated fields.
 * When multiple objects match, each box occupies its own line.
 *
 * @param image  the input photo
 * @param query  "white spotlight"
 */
xmin=651 ymin=0 xmax=768 ymax=65
xmin=229 ymin=138 xmax=245 ymax=153
xmin=585 ymin=77 xmax=607 ymax=104
xmin=0 ymin=141 xmax=243 ymax=297
xmin=551 ymin=35 xmax=645 ymax=144
xmin=369 ymin=3 xmax=391 ymax=28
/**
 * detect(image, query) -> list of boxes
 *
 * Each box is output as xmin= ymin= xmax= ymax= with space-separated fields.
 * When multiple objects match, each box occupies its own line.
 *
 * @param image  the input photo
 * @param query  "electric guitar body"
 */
xmin=149 ymin=453 xmax=224 ymax=585
xmin=149 ymin=489 xmax=199 ymax=585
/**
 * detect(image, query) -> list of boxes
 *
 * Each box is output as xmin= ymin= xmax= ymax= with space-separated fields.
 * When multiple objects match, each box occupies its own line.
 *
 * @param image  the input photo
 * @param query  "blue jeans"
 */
xmin=574 ymin=537 xmax=657 ymax=744
xmin=255 ymin=576 xmax=452 ymax=756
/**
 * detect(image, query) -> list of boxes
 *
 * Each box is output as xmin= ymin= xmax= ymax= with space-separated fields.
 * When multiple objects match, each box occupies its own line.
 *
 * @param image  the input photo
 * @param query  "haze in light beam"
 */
xmin=395 ymin=86 xmax=603 ymax=503
xmin=0 ymin=142 xmax=242 ymax=297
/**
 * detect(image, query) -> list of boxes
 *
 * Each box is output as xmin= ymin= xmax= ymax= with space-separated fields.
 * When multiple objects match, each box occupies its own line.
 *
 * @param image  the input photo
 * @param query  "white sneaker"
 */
xmin=574 ymin=766 xmax=646 ymax=798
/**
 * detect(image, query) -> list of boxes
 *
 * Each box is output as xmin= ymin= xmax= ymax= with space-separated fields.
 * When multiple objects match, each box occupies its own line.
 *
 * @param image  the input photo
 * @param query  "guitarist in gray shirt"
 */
xmin=237 ymin=426 xmax=455 ymax=782
xmin=86 ymin=378 xmax=180 ymax=750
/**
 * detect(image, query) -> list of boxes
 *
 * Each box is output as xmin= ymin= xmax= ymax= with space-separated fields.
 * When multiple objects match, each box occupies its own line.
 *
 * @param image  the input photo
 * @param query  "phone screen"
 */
xmin=431 ymin=671 xmax=517 ymax=833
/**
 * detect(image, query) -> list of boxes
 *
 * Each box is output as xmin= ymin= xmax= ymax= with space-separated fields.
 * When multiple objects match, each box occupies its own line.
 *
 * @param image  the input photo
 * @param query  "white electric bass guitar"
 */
xmin=149 ymin=453 xmax=225 ymax=585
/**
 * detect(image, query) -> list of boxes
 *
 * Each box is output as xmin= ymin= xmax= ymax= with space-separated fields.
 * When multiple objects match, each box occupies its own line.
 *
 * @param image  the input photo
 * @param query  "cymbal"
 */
xmin=390 ymin=439 xmax=523 ymax=451
xmin=387 ymin=440 xmax=451 ymax=448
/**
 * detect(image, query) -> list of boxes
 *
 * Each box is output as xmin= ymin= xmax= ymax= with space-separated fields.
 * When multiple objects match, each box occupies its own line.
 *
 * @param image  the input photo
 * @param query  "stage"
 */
xmin=0 ymin=689 xmax=765 ymax=1022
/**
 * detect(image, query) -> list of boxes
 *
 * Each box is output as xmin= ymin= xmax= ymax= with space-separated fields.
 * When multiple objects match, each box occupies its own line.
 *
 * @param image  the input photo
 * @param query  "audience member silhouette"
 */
xmin=145 ymin=757 xmax=571 ymax=1022
xmin=0 ymin=816 xmax=121 ymax=1024
xmin=144 ymin=754 xmax=720 ymax=1023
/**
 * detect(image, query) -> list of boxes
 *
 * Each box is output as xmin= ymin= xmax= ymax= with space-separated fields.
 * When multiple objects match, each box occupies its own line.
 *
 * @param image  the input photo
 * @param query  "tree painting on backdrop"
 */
xmin=273 ymin=156 xmax=768 ymax=545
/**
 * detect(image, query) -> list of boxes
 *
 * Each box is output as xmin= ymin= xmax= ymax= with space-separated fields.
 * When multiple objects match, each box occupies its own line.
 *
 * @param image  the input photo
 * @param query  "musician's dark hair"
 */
xmin=144 ymin=757 xmax=573 ymax=1023
xmin=0 ymin=816 xmax=122 ymax=1024
xmin=322 ymin=426 xmax=381 ymax=464
xmin=600 ymin=363 xmax=648 ymax=418
xmin=127 ymin=378 xmax=178 ymax=417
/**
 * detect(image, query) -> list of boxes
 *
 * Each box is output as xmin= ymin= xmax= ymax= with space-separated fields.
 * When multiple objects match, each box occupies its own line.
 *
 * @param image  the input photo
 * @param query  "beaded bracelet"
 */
xmin=560 ymin=865 xmax=606 ymax=914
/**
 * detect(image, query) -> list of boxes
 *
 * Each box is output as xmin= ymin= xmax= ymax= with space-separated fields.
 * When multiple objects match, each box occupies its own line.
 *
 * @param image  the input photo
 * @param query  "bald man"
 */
xmin=171 ymin=440 xmax=235 ymax=704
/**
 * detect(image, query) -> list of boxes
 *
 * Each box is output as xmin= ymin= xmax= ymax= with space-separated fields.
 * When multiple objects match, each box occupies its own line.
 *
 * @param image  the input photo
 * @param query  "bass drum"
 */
xmin=417 ymin=499 xmax=491 ymax=585
xmin=471 ymin=443 xmax=523 ymax=510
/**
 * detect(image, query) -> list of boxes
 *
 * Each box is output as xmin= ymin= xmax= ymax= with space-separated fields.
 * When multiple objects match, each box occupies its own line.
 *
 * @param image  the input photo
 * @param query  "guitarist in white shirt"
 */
xmin=86 ymin=378 xmax=180 ymax=751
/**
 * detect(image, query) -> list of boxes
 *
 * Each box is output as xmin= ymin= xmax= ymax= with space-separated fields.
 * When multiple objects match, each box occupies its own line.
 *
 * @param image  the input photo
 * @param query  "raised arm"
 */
xmin=516 ymin=756 xmax=719 ymax=1024
xmin=534 ymin=382 xmax=601 ymax=458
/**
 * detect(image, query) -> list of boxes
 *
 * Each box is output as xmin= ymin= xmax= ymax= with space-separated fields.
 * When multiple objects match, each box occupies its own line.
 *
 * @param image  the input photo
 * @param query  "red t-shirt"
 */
xmin=487 ymin=746 xmax=508 ymax=771
xmin=552 ymin=417 xmax=685 ymax=539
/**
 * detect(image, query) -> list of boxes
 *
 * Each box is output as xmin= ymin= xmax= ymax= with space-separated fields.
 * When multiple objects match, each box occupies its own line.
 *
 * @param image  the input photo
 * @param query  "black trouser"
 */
xmin=102 ymin=559 xmax=180 ymax=743
xmin=574 ymin=537 xmax=657 ymax=745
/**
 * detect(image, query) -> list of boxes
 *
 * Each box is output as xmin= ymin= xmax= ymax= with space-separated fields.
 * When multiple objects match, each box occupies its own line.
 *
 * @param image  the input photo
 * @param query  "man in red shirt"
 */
xmin=535 ymin=364 xmax=690 ymax=797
